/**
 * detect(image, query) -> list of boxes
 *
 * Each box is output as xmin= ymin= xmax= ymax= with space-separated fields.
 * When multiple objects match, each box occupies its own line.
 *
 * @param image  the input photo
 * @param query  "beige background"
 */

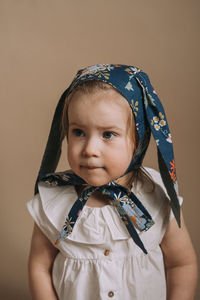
xmin=1 ymin=0 xmax=199 ymax=299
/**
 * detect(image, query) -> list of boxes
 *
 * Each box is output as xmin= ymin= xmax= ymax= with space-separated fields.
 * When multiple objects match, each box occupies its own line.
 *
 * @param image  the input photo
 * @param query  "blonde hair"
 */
xmin=62 ymin=80 xmax=154 ymax=191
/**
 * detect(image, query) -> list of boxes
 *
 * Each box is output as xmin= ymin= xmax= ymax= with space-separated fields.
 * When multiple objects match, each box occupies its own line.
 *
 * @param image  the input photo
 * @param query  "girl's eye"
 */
xmin=103 ymin=131 xmax=116 ymax=139
xmin=72 ymin=129 xmax=84 ymax=137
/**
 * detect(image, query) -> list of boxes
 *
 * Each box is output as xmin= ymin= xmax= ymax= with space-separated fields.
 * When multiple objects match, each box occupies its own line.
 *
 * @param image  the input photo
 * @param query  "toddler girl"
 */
xmin=27 ymin=64 xmax=198 ymax=300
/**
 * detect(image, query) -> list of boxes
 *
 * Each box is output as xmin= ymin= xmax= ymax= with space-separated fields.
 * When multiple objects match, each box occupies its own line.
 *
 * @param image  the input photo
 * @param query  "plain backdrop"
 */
xmin=1 ymin=0 xmax=199 ymax=299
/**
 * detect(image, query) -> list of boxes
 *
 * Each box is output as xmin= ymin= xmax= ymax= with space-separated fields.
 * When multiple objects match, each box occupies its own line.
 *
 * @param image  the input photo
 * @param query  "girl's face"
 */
xmin=67 ymin=88 xmax=135 ymax=186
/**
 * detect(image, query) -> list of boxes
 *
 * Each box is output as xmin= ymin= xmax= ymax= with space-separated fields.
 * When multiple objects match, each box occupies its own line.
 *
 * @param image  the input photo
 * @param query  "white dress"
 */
xmin=27 ymin=167 xmax=183 ymax=300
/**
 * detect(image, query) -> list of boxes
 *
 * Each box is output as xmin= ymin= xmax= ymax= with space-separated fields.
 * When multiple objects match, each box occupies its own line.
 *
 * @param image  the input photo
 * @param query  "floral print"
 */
xmin=169 ymin=159 xmax=176 ymax=182
xmin=166 ymin=133 xmax=172 ymax=143
xmin=151 ymin=112 xmax=167 ymax=132
xmin=63 ymin=217 xmax=75 ymax=234
xmin=76 ymin=64 xmax=114 ymax=81
xmin=124 ymin=67 xmax=141 ymax=75
xmin=130 ymin=99 xmax=139 ymax=116
xmin=125 ymin=81 xmax=134 ymax=91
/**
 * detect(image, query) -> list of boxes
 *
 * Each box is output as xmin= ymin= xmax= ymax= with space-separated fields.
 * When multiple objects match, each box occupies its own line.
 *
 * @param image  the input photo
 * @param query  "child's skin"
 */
xmin=28 ymin=88 xmax=198 ymax=300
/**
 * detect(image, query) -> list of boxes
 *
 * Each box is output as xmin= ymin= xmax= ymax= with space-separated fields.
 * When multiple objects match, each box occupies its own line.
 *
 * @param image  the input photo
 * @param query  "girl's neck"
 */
xmin=75 ymin=171 xmax=154 ymax=208
xmin=74 ymin=171 xmax=136 ymax=208
xmin=75 ymin=186 xmax=112 ymax=208
xmin=86 ymin=191 xmax=112 ymax=207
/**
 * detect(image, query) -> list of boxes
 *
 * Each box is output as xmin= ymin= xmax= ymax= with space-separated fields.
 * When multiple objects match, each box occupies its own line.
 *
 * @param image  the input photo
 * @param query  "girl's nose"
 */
xmin=82 ymin=137 xmax=100 ymax=157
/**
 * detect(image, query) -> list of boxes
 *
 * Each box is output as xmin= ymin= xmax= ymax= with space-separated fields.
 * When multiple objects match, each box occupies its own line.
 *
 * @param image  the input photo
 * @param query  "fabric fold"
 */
xmin=29 ymin=183 xmax=131 ymax=244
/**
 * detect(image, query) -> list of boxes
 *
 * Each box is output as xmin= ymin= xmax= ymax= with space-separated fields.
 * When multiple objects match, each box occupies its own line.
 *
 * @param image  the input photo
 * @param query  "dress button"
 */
xmin=104 ymin=249 xmax=110 ymax=256
xmin=108 ymin=291 xmax=114 ymax=297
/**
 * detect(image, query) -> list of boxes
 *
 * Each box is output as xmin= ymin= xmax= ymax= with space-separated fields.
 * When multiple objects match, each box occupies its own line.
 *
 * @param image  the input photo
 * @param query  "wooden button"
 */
xmin=108 ymin=291 xmax=114 ymax=297
xmin=104 ymin=249 xmax=110 ymax=256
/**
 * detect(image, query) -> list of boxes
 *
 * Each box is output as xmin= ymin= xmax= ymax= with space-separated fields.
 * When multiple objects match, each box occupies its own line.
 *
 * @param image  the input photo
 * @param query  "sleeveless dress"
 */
xmin=27 ymin=167 xmax=183 ymax=300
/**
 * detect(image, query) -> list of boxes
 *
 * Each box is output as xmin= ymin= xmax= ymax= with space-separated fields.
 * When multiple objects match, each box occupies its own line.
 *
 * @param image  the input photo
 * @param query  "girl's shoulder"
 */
xmin=144 ymin=167 xmax=166 ymax=187
xmin=27 ymin=183 xmax=77 ymax=242
xmin=141 ymin=166 xmax=182 ymax=204
xmin=134 ymin=166 xmax=174 ymax=196
xmin=132 ymin=166 xmax=183 ymax=223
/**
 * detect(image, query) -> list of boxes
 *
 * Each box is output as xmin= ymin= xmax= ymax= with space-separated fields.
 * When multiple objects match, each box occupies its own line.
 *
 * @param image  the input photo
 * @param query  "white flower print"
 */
xmin=78 ymin=64 xmax=114 ymax=78
xmin=153 ymin=116 xmax=159 ymax=123
xmin=159 ymin=119 xmax=166 ymax=127
xmin=166 ymin=133 xmax=172 ymax=143
xmin=125 ymin=81 xmax=134 ymax=91
xmin=154 ymin=124 xmax=160 ymax=131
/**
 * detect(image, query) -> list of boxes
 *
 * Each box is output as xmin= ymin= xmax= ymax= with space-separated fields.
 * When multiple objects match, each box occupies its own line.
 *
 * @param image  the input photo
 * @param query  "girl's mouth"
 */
xmin=81 ymin=165 xmax=101 ymax=170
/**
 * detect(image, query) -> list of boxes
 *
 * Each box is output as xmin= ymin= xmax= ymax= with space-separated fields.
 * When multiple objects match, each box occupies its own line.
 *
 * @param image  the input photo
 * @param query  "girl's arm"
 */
xmin=161 ymin=211 xmax=198 ymax=300
xmin=28 ymin=223 xmax=59 ymax=300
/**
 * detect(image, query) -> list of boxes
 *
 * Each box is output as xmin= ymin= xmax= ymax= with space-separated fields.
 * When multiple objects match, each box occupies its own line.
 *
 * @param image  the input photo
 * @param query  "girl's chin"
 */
xmin=74 ymin=169 xmax=120 ymax=186
xmin=81 ymin=176 xmax=111 ymax=187
xmin=85 ymin=180 xmax=110 ymax=187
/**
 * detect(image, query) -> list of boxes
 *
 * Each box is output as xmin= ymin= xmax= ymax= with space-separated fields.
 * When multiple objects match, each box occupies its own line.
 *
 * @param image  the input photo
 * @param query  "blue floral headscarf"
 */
xmin=35 ymin=64 xmax=180 ymax=254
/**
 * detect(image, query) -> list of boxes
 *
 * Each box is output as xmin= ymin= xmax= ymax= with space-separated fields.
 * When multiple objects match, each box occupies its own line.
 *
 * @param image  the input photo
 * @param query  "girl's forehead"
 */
xmin=68 ymin=89 xmax=133 ymax=125
xmin=68 ymin=87 xmax=131 ymax=112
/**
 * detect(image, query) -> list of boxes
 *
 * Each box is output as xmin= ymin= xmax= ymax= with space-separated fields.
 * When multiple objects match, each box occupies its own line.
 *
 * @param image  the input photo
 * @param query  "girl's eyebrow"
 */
xmin=97 ymin=125 xmax=123 ymax=131
xmin=69 ymin=122 xmax=87 ymax=128
xmin=68 ymin=122 xmax=84 ymax=127
xmin=69 ymin=122 xmax=123 ymax=131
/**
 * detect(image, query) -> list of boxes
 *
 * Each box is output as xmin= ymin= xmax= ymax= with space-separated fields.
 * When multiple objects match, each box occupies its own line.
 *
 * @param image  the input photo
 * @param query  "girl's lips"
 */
xmin=81 ymin=165 xmax=101 ymax=170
